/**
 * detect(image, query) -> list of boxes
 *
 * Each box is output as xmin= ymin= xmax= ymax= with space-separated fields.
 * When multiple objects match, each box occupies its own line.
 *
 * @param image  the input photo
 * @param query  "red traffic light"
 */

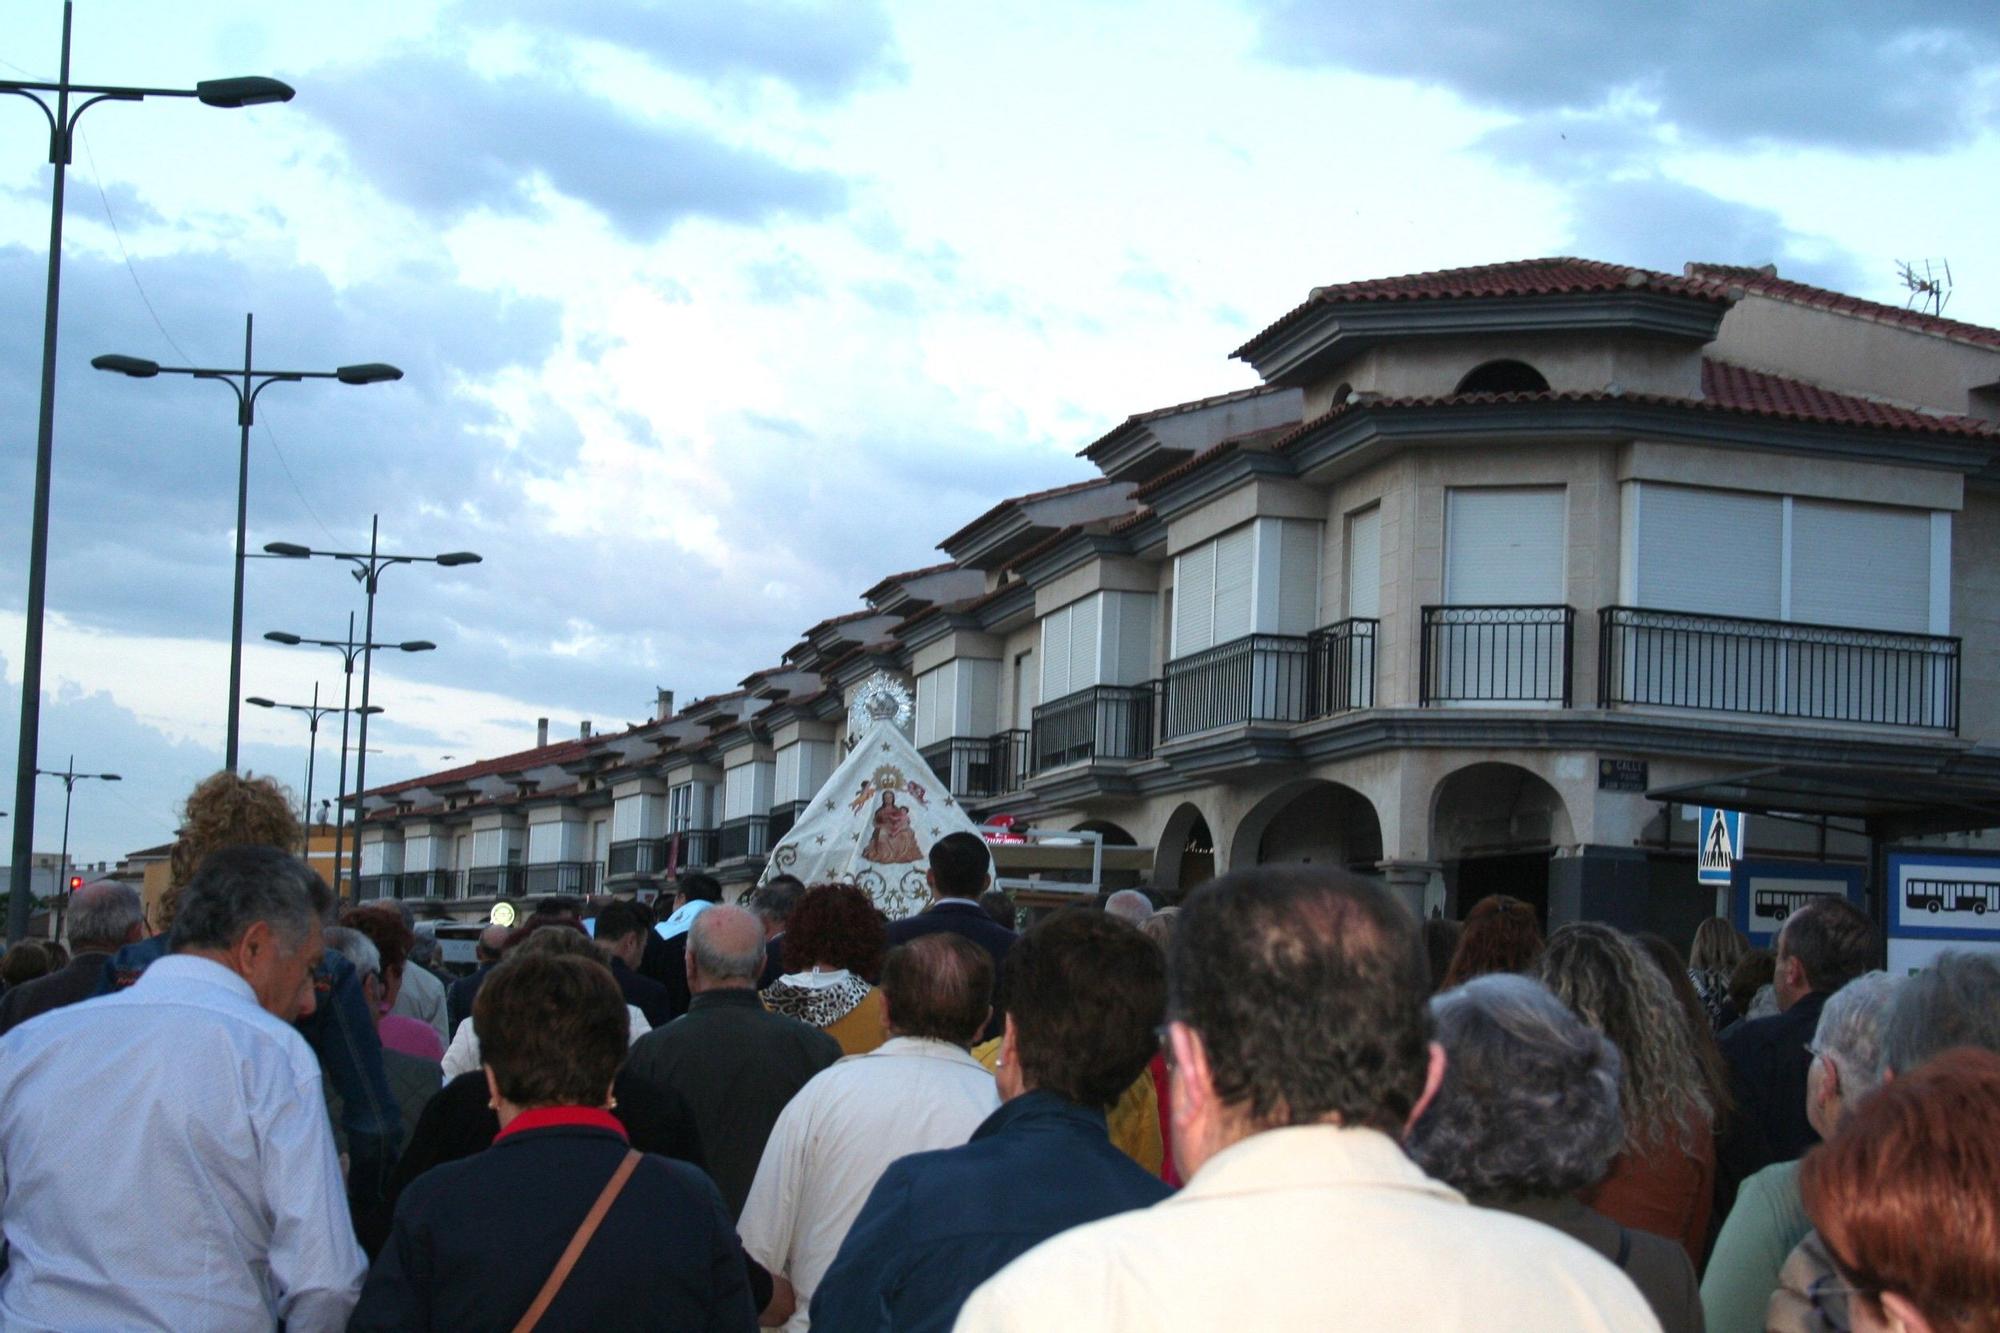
xmin=68 ymin=875 xmax=83 ymax=891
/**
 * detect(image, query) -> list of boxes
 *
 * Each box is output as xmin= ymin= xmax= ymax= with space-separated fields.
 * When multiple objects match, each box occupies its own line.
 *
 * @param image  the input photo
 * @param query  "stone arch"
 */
xmin=1229 ymin=779 xmax=1384 ymax=875
xmin=1152 ymin=802 xmax=1217 ymax=902
xmin=1429 ymin=761 xmax=1574 ymax=924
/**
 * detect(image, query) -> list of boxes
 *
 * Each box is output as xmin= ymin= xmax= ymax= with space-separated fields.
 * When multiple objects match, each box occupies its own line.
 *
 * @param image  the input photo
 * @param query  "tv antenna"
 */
xmin=1897 ymin=258 xmax=1952 ymax=317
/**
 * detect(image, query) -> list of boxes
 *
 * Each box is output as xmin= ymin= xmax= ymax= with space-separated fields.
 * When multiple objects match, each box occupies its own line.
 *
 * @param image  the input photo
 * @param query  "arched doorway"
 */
xmin=1153 ymin=803 xmax=1216 ymax=903
xmin=1230 ymin=780 xmax=1383 ymax=876
xmin=1430 ymin=762 xmax=1574 ymax=926
xmin=1072 ymin=819 xmax=1144 ymax=893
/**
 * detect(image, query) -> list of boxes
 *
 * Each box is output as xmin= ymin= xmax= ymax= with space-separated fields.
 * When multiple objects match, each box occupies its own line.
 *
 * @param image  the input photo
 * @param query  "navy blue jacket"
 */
xmin=445 ymin=962 xmax=493 ymax=1038
xmin=352 ymin=1119 xmax=756 ymax=1332
xmin=102 ymin=935 xmax=403 ymax=1211
xmin=610 ymin=955 xmax=674 ymax=1028
xmin=810 ymin=1090 xmax=1171 ymax=1333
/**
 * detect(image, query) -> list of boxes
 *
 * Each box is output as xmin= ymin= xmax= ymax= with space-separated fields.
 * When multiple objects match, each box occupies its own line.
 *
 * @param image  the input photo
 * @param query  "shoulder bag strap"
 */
xmin=1613 ymin=1225 xmax=1633 ymax=1270
xmin=512 ymin=1148 xmax=643 ymax=1333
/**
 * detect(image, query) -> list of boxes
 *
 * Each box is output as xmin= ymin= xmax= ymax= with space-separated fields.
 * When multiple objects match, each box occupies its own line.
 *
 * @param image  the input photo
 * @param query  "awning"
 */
xmin=1646 ymin=764 xmax=2000 ymax=840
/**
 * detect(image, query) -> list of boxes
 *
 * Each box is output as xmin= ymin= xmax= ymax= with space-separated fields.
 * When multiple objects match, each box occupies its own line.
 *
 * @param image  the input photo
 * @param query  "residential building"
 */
xmin=351 ymin=258 xmax=2000 ymax=936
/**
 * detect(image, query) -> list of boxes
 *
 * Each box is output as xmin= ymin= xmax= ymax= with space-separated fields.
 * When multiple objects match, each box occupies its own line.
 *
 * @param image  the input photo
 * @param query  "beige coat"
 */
xmin=955 ymin=1124 xmax=1661 ymax=1333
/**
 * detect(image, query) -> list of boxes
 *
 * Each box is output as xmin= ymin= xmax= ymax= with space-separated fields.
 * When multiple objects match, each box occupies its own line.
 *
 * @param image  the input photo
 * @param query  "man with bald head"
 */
xmin=445 ymin=923 xmax=511 ymax=1040
xmin=623 ymin=904 xmax=842 ymax=1219
xmin=0 ymin=880 xmax=145 ymax=1034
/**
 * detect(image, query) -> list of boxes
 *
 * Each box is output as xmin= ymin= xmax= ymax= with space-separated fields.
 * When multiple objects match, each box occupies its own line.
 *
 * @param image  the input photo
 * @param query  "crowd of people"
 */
xmin=0 ymin=769 xmax=1996 ymax=1331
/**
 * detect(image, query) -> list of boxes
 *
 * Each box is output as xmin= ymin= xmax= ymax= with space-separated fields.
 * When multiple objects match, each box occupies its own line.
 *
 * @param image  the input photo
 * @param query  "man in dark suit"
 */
xmin=0 ymin=880 xmax=145 ymax=1035
xmin=445 ymin=924 xmax=510 ymax=1038
xmin=592 ymin=900 xmax=674 ymax=1028
xmin=1715 ymin=896 xmax=1879 ymax=1211
xmin=885 ymin=832 xmax=1015 ymax=1039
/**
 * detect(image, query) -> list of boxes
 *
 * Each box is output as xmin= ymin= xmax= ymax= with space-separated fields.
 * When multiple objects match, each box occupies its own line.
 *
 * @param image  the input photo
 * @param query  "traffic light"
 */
xmin=68 ymin=875 xmax=83 ymax=892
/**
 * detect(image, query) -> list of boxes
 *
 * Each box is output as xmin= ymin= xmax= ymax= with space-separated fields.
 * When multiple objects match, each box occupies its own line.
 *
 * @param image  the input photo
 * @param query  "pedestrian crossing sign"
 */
xmin=1695 ymin=806 xmax=1745 ymax=887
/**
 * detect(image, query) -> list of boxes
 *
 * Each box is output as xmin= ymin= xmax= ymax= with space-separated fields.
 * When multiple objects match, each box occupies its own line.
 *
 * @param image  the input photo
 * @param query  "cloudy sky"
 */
xmin=4 ymin=0 xmax=1998 ymax=864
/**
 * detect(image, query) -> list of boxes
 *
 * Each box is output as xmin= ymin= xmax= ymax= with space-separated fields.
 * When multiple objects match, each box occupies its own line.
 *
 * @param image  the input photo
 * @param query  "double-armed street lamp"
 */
xmin=92 ymin=331 xmax=403 ymax=774
xmin=3 ymin=1 xmax=293 ymax=943
xmin=37 ymin=756 xmax=120 ymax=935
xmin=246 ymin=689 xmax=383 ymax=843
xmin=265 ymin=517 xmax=479 ymax=898
xmin=261 ymin=611 xmax=432 ymax=886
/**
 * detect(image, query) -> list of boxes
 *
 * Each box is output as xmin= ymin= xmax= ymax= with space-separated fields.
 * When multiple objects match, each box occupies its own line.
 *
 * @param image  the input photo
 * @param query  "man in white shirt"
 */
xmin=739 ymin=932 xmax=999 ymax=1331
xmin=0 ymin=845 xmax=366 ymax=1332
xmin=957 ymin=865 xmax=1660 ymax=1333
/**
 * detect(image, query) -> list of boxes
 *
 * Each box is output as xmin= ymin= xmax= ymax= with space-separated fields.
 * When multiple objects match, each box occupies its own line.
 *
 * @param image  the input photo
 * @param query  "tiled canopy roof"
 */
xmin=1235 ymin=257 xmax=1732 ymax=360
xmin=937 ymin=477 xmax=1122 ymax=550
xmin=1685 ymin=262 xmax=2000 ymax=350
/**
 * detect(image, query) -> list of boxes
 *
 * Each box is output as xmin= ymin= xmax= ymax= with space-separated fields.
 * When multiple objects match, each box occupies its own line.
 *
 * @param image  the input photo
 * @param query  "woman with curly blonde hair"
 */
xmin=1537 ymin=922 xmax=1717 ymax=1265
xmin=155 ymin=771 xmax=302 ymax=932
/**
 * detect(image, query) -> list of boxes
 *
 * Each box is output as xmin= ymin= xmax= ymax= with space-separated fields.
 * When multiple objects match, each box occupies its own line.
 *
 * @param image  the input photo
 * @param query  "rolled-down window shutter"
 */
xmin=1041 ymin=606 xmax=1072 ymax=701
xmin=1212 ymin=525 xmax=1255 ymax=643
xmin=1069 ymin=595 xmax=1101 ymax=690
xmin=1790 ymin=499 xmax=1929 ymax=632
xmin=1347 ymin=506 xmax=1381 ymax=620
xmin=1175 ymin=545 xmax=1215 ymax=656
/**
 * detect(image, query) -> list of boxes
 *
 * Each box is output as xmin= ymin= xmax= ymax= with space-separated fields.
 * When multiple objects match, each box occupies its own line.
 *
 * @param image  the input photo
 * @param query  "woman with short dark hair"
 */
xmin=761 ymin=883 xmax=889 ymax=1054
xmin=350 ymin=953 xmax=756 ymax=1331
xmin=1408 ymin=974 xmax=1701 ymax=1332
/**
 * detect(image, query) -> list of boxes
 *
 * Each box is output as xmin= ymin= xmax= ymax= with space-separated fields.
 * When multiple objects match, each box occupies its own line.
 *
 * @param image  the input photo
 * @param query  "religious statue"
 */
xmin=861 ymin=790 xmax=924 ymax=864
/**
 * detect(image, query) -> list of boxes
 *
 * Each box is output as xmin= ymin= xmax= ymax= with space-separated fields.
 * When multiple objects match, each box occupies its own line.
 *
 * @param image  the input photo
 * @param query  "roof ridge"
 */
xmin=1684 ymin=262 xmax=2000 ymax=350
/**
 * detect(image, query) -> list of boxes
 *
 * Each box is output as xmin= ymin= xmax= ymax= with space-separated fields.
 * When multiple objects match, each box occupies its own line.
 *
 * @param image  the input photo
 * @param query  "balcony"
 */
xmin=1032 ymin=685 xmax=1156 ymax=772
xmin=719 ymin=815 xmax=771 ymax=861
xmin=464 ymin=864 xmax=524 ymax=898
xmin=1158 ymin=621 xmax=1378 ymax=739
xmin=1598 ymin=606 xmax=1960 ymax=733
xmin=768 ymin=801 xmax=806 ymax=847
xmin=921 ymin=730 xmax=1030 ymax=799
xmin=522 ymin=861 xmax=603 ymax=897
xmin=1421 ymin=605 xmax=1575 ymax=706
xmin=607 ymin=830 xmax=716 ymax=879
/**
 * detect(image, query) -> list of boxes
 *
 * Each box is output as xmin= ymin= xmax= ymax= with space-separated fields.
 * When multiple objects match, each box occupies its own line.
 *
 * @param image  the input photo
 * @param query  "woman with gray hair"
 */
xmin=1407 ymin=974 xmax=1701 ymax=1333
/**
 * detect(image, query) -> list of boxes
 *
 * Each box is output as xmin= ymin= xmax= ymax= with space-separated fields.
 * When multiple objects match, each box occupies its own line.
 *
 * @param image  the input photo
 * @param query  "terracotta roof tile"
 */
xmin=362 ymin=736 xmax=601 ymax=799
xmin=1235 ymin=257 xmax=1731 ymax=361
xmin=1134 ymin=440 xmax=1241 ymax=498
xmin=1686 ymin=263 xmax=2000 ymax=350
xmin=1267 ymin=358 xmax=1997 ymax=454
xmin=1109 ymin=505 xmax=1156 ymax=534
xmin=1080 ymin=383 xmax=1285 ymax=457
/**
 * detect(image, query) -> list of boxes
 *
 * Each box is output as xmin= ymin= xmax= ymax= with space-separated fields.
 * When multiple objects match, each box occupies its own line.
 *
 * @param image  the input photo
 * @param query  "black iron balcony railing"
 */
xmin=719 ymin=815 xmax=771 ymax=860
xmin=1162 ymin=634 xmax=1311 ymax=738
xmin=522 ymin=861 xmax=602 ymax=897
xmin=768 ymin=801 xmax=806 ymax=846
xmin=607 ymin=838 xmax=645 ymax=877
xmin=1032 ymin=684 xmax=1155 ymax=772
xmin=395 ymin=869 xmax=456 ymax=900
xmin=1420 ymin=605 xmax=1575 ymax=706
xmin=357 ymin=873 xmax=398 ymax=899
xmin=921 ymin=730 xmax=1031 ymax=799
xmin=662 ymin=828 xmax=717 ymax=873
xmin=1598 ymin=606 xmax=1960 ymax=733
xmin=1308 ymin=617 xmax=1378 ymax=716
xmin=464 ymin=864 xmax=524 ymax=898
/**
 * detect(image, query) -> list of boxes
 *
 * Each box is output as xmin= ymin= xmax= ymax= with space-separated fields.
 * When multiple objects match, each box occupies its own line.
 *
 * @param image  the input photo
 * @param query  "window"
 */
xmin=916 ymin=661 xmax=1002 ymax=746
xmin=1014 ymin=650 xmax=1036 ymax=729
xmin=723 ymin=762 xmax=774 ymax=821
xmin=1346 ymin=505 xmax=1381 ymax=620
xmin=1455 ymin=360 xmax=1550 ymax=394
xmin=1436 ymin=487 xmax=1568 ymax=704
xmin=1172 ymin=519 xmax=1321 ymax=656
xmin=1040 ymin=593 xmax=1154 ymax=701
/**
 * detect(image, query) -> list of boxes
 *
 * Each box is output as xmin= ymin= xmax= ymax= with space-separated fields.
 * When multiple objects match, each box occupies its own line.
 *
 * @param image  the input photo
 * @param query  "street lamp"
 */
xmin=92 ymin=330 xmax=402 ymax=775
xmin=264 ymin=515 xmax=479 ymax=898
xmin=36 ymin=756 xmax=120 ymax=937
xmin=3 ymin=0 xmax=292 ymax=943
xmin=246 ymin=689 xmax=382 ymax=842
xmin=259 ymin=610 xmax=428 ymax=884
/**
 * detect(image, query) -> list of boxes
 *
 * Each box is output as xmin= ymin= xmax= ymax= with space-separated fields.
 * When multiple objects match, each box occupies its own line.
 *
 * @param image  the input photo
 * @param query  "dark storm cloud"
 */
xmin=301 ymin=53 xmax=846 ymax=239
xmin=1248 ymin=1 xmax=2000 ymax=151
xmin=479 ymin=0 xmax=904 ymax=101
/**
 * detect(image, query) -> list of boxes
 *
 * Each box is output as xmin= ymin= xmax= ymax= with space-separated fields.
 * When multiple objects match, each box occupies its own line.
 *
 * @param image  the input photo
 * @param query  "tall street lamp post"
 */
xmin=2 ymin=0 xmax=292 ymax=944
xmin=92 ymin=328 xmax=402 ymax=773
xmin=246 ymin=689 xmax=382 ymax=863
xmin=265 ymin=615 xmax=433 ymax=890
xmin=37 ymin=756 xmax=120 ymax=937
xmin=266 ymin=516 xmax=479 ymax=898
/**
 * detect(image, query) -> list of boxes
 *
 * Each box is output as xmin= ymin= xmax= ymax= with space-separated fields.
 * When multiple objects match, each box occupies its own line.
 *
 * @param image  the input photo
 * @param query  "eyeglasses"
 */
xmin=1808 ymin=1271 xmax=1874 ymax=1333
